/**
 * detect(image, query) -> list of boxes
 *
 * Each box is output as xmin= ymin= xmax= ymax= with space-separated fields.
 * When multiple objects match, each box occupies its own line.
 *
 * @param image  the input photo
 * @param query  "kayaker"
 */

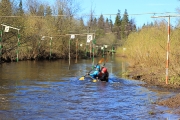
xmin=87 ymin=65 xmax=101 ymax=79
xmin=99 ymin=67 xmax=109 ymax=82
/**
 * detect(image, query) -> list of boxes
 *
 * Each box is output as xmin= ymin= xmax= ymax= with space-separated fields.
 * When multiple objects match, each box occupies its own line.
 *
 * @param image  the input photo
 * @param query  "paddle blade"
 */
xmin=92 ymin=79 xmax=98 ymax=82
xmin=79 ymin=77 xmax=85 ymax=80
xmin=98 ymin=58 xmax=104 ymax=64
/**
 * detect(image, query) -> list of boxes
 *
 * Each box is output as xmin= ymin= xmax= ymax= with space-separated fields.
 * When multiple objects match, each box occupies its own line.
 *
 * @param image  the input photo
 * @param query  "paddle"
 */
xmin=79 ymin=58 xmax=104 ymax=80
xmin=103 ymin=58 xmax=108 ymax=67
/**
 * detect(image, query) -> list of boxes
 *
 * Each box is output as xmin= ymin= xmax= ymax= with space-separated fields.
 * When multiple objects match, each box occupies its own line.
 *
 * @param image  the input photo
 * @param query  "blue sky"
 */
xmin=43 ymin=0 xmax=180 ymax=28
xmin=78 ymin=0 xmax=180 ymax=28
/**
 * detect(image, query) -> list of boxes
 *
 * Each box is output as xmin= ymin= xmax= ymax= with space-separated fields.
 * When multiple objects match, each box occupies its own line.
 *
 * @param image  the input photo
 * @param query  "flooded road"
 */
xmin=0 ymin=57 xmax=179 ymax=120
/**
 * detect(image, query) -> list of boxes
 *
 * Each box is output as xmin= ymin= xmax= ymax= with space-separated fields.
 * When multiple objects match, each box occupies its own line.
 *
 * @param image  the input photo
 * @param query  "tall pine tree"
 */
xmin=17 ymin=0 xmax=24 ymax=16
xmin=114 ymin=9 xmax=121 ymax=27
xmin=114 ymin=10 xmax=121 ymax=39
xmin=98 ymin=14 xmax=105 ymax=29
xmin=121 ymin=9 xmax=129 ymax=39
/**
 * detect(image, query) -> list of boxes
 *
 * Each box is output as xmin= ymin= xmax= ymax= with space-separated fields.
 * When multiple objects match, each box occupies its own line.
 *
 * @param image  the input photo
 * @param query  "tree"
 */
xmin=16 ymin=0 xmax=24 ymax=16
xmin=92 ymin=18 xmax=97 ymax=30
xmin=98 ymin=14 xmax=105 ymax=29
xmin=45 ymin=5 xmax=52 ymax=16
xmin=114 ymin=10 xmax=121 ymax=39
xmin=114 ymin=9 xmax=121 ymax=27
xmin=0 ymin=0 xmax=12 ymax=16
xmin=109 ymin=16 xmax=113 ymax=32
xmin=129 ymin=18 xmax=137 ymax=32
xmin=105 ymin=18 xmax=111 ymax=32
xmin=79 ymin=17 xmax=85 ymax=30
xmin=37 ymin=4 xmax=44 ymax=16
xmin=121 ymin=9 xmax=129 ymax=39
xmin=26 ymin=0 xmax=40 ymax=15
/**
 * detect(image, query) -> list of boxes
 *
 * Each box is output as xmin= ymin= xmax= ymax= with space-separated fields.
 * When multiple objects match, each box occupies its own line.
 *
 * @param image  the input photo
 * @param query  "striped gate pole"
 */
xmin=49 ymin=37 xmax=52 ymax=60
xmin=17 ymin=30 xmax=20 ymax=62
xmin=0 ymin=30 xmax=2 ymax=64
xmin=75 ymin=38 xmax=78 ymax=63
xmin=166 ymin=16 xmax=170 ymax=84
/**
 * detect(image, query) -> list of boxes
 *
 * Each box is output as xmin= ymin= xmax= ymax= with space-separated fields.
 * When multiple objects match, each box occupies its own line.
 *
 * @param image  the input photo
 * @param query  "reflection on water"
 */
xmin=0 ymin=57 xmax=179 ymax=120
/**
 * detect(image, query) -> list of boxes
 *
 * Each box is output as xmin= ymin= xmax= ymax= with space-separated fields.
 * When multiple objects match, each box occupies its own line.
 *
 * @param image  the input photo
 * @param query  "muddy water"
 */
xmin=0 ymin=57 xmax=179 ymax=120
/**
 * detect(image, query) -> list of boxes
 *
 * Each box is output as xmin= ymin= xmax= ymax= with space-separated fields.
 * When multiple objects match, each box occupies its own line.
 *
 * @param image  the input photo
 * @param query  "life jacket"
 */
xmin=90 ymin=69 xmax=99 ymax=79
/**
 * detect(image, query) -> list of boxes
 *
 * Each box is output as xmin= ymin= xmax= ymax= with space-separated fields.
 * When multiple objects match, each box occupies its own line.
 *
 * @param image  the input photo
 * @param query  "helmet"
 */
xmin=102 ymin=67 xmax=107 ymax=73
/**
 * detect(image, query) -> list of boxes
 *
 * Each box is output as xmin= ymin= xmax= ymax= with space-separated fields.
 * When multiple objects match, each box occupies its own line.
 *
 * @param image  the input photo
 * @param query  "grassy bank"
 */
xmin=117 ymin=21 xmax=180 ymax=87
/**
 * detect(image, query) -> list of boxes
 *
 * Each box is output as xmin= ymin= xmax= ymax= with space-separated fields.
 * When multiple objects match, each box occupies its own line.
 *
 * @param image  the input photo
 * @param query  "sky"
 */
xmin=43 ymin=0 xmax=180 ymax=28
xmin=78 ymin=0 xmax=180 ymax=28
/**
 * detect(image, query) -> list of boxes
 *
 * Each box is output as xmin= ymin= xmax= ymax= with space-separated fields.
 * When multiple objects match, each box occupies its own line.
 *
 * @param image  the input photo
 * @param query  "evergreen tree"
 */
xmin=129 ymin=18 xmax=137 ymax=32
xmin=98 ymin=14 xmax=105 ymax=29
xmin=37 ymin=4 xmax=44 ymax=16
xmin=109 ymin=18 xmax=113 ymax=32
xmin=114 ymin=10 xmax=121 ymax=39
xmin=79 ymin=17 xmax=85 ymax=31
xmin=17 ymin=0 xmax=24 ymax=16
xmin=105 ymin=18 xmax=110 ymax=32
xmin=92 ymin=17 xmax=97 ymax=30
xmin=114 ymin=9 xmax=121 ymax=27
xmin=27 ymin=0 xmax=39 ymax=15
xmin=45 ymin=6 xmax=52 ymax=16
xmin=121 ymin=9 xmax=129 ymax=39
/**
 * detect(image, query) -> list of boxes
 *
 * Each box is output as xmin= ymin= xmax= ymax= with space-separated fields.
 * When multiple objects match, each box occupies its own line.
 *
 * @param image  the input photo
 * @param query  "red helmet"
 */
xmin=102 ymin=67 xmax=107 ymax=73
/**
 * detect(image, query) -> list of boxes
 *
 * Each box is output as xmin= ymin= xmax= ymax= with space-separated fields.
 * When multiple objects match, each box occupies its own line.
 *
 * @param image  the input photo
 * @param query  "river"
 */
xmin=0 ymin=56 xmax=179 ymax=120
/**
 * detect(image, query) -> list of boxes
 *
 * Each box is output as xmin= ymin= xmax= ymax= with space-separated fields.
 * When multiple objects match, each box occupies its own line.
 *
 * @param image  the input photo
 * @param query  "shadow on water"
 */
xmin=0 ymin=57 xmax=179 ymax=119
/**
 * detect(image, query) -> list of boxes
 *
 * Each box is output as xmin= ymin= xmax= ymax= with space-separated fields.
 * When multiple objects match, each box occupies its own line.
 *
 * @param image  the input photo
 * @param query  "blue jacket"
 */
xmin=90 ymin=70 xmax=99 ymax=79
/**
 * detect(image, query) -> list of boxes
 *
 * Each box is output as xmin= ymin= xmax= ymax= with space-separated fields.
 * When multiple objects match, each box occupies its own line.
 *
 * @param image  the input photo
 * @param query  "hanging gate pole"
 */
xmin=0 ymin=29 xmax=2 ymax=64
xmin=68 ymin=39 xmax=71 ymax=70
xmin=151 ymin=15 xmax=172 ymax=84
xmin=166 ymin=16 xmax=170 ymax=84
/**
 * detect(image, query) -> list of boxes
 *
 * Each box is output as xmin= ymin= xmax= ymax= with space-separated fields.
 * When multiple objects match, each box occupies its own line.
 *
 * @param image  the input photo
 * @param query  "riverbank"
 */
xmin=126 ymin=63 xmax=180 ymax=115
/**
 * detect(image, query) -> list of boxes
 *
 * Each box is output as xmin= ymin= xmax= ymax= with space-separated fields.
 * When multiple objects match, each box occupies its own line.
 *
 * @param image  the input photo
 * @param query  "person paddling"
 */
xmin=87 ymin=65 xmax=101 ymax=79
xmin=99 ymin=66 xmax=109 ymax=82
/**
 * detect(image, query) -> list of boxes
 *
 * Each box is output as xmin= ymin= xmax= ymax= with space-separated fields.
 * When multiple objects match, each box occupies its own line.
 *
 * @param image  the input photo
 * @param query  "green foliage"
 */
xmin=0 ymin=0 xmax=136 ymax=61
xmin=113 ymin=9 xmax=136 ymax=40
xmin=114 ymin=10 xmax=121 ymax=27
xmin=98 ymin=14 xmax=105 ymax=29
xmin=117 ymin=20 xmax=180 ymax=85
xmin=17 ymin=0 xmax=24 ymax=16
xmin=0 ymin=0 xmax=12 ymax=16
